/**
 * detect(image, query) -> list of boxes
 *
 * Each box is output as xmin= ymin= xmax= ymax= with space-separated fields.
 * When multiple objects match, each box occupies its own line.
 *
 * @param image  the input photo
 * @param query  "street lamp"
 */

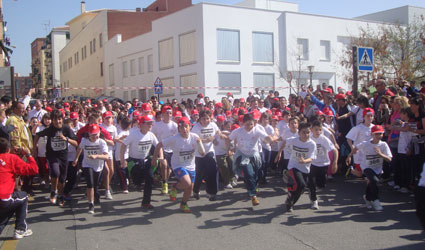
xmin=308 ymin=65 xmax=314 ymax=86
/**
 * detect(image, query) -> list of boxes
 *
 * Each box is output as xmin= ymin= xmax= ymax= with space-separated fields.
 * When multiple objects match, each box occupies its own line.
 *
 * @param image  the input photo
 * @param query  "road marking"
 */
xmin=0 ymin=239 xmax=18 ymax=250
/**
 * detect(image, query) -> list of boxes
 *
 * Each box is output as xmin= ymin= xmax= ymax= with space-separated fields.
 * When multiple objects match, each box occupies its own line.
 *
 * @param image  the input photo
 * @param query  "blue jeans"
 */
xmin=236 ymin=156 xmax=259 ymax=197
xmin=259 ymin=148 xmax=271 ymax=183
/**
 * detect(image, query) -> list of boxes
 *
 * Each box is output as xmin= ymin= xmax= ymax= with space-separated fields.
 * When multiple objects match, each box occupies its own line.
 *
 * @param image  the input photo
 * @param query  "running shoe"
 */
xmin=387 ymin=181 xmax=395 ymax=187
xmin=14 ymin=228 xmax=33 ymax=239
xmin=231 ymin=179 xmax=237 ymax=187
xmin=193 ymin=192 xmax=200 ymax=200
xmin=372 ymin=200 xmax=383 ymax=211
xmin=50 ymin=191 xmax=57 ymax=204
xmin=311 ymin=200 xmax=319 ymax=210
xmin=170 ymin=187 xmax=177 ymax=201
xmin=393 ymin=185 xmax=401 ymax=191
xmin=225 ymin=184 xmax=233 ymax=189
xmin=285 ymin=196 xmax=293 ymax=212
xmin=251 ymin=196 xmax=260 ymax=206
xmin=123 ymin=189 xmax=129 ymax=194
xmin=180 ymin=204 xmax=191 ymax=213
xmin=59 ymin=196 xmax=65 ymax=208
xmin=208 ymin=194 xmax=217 ymax=201
xmin=363 ymin=195 xmax=372 ymax=209
xmin=400 ymin=187 xmax=409 ymax=193
xmin=105 ymin=190 xmax=113 ymax=200
xmin=88 ymin=203 xmax=95 ymax=214
xmin=162 ymin=182 xmax=169 ymax=194
xmin=142 ymin=203 xmax=154 ymax=209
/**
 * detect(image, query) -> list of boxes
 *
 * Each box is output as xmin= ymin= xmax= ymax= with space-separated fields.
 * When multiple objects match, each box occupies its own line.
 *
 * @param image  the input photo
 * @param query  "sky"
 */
xmin=3 ymin=0 xmax=425 ymax=76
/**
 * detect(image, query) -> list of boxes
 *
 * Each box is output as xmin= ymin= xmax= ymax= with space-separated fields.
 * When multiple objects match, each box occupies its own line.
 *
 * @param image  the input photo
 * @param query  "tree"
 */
xmin=339 ymin=15 xmax=425 ymax=87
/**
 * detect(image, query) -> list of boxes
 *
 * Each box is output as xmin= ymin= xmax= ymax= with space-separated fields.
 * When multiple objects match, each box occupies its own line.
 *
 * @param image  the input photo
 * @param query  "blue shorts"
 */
xmin=173 ymin=167 xmax=195 ymax=183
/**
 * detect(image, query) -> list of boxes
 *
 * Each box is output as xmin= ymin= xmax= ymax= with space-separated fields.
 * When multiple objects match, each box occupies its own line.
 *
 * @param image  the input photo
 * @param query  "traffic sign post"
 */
xmin=154 ymin=77 xmax=163 ymax=102
xmin=287 ymin=72 xmax=293 ymax=95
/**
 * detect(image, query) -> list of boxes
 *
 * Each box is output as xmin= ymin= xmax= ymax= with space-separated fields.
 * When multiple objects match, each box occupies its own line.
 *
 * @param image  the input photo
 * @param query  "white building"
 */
xmin=49 ymin=27 xmax=69 ymax=98
xmin=104 ymin=0 xmax=424 ymax=102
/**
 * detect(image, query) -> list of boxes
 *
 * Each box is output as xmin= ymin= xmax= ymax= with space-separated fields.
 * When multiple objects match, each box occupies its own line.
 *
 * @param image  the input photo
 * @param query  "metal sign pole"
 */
xmin=352 ymin=46 xmax=358 ymax=98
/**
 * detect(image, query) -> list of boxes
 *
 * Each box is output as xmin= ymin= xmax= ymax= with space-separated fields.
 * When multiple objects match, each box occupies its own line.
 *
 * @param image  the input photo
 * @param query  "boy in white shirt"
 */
xmin=73 ymin=124 xmax=109 ymax=214
xmin=284 ymin=122 xmax=317 ymax=212
xmin=100 ymin=111 xmax=117 ymax=200
xmin=347 ymin=125 xmax=392 ymax=211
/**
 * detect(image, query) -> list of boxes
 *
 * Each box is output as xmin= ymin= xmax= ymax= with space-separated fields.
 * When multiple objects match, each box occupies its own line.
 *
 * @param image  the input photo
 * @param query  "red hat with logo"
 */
xmin=273 ymin=97 xmax=279 ymax=102
xmin=231 ymin=124 xmax=240 ymax=131
xmin=102 ymin=111 xmax=113 ymax=119
xmin=215 ymin=102 xmax=223 ymax=108
xmin=161 ymin=105 xmax=172 ymax=113
xmin=225 ymin=110 xmax=232 ymax=117
xmin=371 ymin=125 xmax=384 ymax=134
xmin=335 ymin=94 xmax=346 ymax=100
xmin=363 ymin=107 xmax=375 ymax=118
xmin=232 ymin=108 xmax=239 ymax=114
xmin=240 ymin=98 xmax=245 ymax=103
xmin=324 ymin=110 xmax=334 ymax=117
xmin=88 ymin=124 xmax=100 ymax=134
xmin=141 ymin=103 xmax=151 ymax=112
xmin=58 ymin=109 xmax=65 ymax=116
xmin=323 ymin=88 xmax=333 ymax=94
xmin=227 ymin=92 xmax=233 ymax=96
xmin=216 ymin=115 xmax=225 ymax=123
xmin=198 ymin=93 xmax=204 ymax=98
xmin=251 ymin=110 xmax=261 ymax=121
xmin=178 ymin=116 xmax=191 ymax=126
xmin=138 ymin=116 xmax=153 ymax=124
xmin=45 ymin=107 xmax=53 ymax=112
xmin=173 ymin=111 xmax=182 ymax=118
xmin=275 ymin=111 xmax=282 ymax=117
xmin=191 ymin=109 xmax=199 ymax=115
xmin=70 ymin=112 xmax=79 ymax=120
xmin=63 ymin=102 xmax=70 ymax=107
xmin=316 ymin=110 xmax=324 ymax=116
xmin=132 ymin=111 xmax=140 ymax=117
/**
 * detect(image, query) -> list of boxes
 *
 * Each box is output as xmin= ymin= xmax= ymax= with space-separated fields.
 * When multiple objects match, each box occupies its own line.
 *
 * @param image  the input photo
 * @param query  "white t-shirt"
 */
xmin=351 ymin=106 xmax=364 ymax=125
xmin=346 ymin=123 xmax=373 ymax=164
xmin=191 ymin=122 xmax=219 ymax=157
xmin=356 ymin=140 xmax=392 ymax=174
xmin=114 ymin=129 xmax=130 ymax=160
xmin=311 ymin=134 xmax=335 ymax=167
xmin=28 ymin=109 xmax=47 ymax=122
xmin=36 ymin=125 xmax=48 ymax=157
xmin=100 ymin=124 xmax=117 ymax=157
xmin=122 ymin=130 xmax=158 ymax=160
xmin=214 ymin=130 xmax=229 ymax=156
xmin=162 ymin=133 xmax=200 ymax=171
xmin=79 ymin=138 xmax=108 ymax=172
xmin=398 ymin=124 xmax=412 ymax=154
xmin=152 ymin=120 xmax=178 ymax=153
xmin=229 ymin=126 xmax=268 ymax=156
xmin=281 ymin=128 xmax=298 ymax=159
xmin=261 ymin=124 xmax=275 ymax=151
xmin=286 ymin=137 xmax=317 ymax=174
xmin=277 ymin=120 xmax=288 ymax=134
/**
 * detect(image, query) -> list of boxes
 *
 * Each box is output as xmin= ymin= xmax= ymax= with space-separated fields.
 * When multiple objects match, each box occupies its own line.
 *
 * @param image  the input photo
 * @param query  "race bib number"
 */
xmin=179 ymin=150 xmax=194 ymax=165
xmin=200 ymin=128 xmax=214 ymax=140
xmin=84 ymin=145 xmax=100 ymax=164
xmin=317 ymin=144 xmax=326 ymax=157
xmin=51 ymin=136 xmax=66 ymax=151
xmin=138 ymin=141 xmax=152 ymax=155
xmin=365 ymin=155 xmax=383 ymax=168
xmin=292 ymin=146 xmax=308 ymax=161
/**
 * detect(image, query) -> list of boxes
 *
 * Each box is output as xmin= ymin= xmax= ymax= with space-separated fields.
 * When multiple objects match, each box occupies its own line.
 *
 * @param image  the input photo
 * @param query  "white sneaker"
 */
xmin=311 ymin=200 xmax=319 ymax=210
xmin=372 ymin=199 xmax=383 ymax=211
xmin=231 ymin=180 xmax=237 ymax=187
xmin=400 ymin=187 xmax=409 ymax=193
xmin=363 ymin=195 xmax=372 ymax=209
xmin=225 ymin=184 xmax=233 ymax=189
xmin=123 ymin=190 xmax=129 ymax=194
xmin=105 ymin=191 xmax=113 ymax=200
xmin=14 ymin=228 xmax=33 ymax=239
xmin=393 ymin=185 xmax=401 ymax=190
xmin=387 ymin=181 xmax=395 ymax=187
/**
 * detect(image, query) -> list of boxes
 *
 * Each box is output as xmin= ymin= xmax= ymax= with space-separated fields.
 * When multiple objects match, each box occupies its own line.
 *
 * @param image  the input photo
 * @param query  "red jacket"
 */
xmin=0 ymin=153 xmax=38 ymax=199
xmin=76 ymin=123 xmax=112 ymax=143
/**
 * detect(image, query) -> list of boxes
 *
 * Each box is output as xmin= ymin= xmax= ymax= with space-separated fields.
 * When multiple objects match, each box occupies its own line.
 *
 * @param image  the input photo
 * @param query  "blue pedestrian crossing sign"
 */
xmin=358 ymin=47 xmax=374 ymax=72
xmin=154 ymin=77 xmax=163 ymax=95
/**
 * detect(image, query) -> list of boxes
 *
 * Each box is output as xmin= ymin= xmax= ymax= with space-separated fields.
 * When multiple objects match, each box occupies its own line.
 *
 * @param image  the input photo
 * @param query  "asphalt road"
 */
xmin=1 ymin=175 xmax=424 ymax=250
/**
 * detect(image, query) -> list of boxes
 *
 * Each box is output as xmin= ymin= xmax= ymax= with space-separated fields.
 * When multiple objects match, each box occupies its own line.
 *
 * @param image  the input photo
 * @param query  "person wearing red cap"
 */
xmin=228 ymin=113 xmax=277 ymax=206
xmin=100 ymin=111 xmax=118 ymax=200
xmin=346 ymin=108 xmax=375 ymax=177
xmin=140 ymin=103 xmax=154 ymax=120
xmin=173 ymin=110 xmax=183 ymax=124
xmin=153 ymin=116 xmax=205 ymax=213
xmin=33 ymin=110 xmax=78 ymax=207
xmin=258 ymin=113 xmax=279 ymax=185
xmin=120 ymin=116 xmax=163 ymax=209
xmin=191 ymin=110 xmax=221 ymax=201
xmin=70 ymin=112 xmax=84 ymax=132
xmin=73 ymin=124 xmax=109 ymax=214
xmin=152 ymin=105 xmax=178 ymax=194
xmin=346 ymin=125 xmax=392 ymax=211
xmin=0 ymin=138 xmax=38 ymax=239
xmin=190 ymin=109 xmax=200 ymax=124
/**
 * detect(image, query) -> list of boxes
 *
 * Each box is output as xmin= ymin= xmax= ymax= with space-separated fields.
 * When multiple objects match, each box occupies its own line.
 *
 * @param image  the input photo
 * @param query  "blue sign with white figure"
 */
xmin=358 ymin=47 xmax=374 ymax=71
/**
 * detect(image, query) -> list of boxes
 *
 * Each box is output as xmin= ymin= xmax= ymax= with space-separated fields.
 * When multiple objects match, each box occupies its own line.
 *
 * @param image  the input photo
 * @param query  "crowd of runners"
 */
xmin=1 ymin=78 xmax=425 ymax=239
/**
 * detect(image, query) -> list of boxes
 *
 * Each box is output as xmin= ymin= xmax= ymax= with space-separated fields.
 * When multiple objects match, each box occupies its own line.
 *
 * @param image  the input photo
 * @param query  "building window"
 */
xmin=217 ymin=29 xmax=240 ymax=62
xmin=253 ymin=73 xmax=274 ymax=90
xmin=253 ymin=32 xmax=273 ymax=63
xmin=320 ymin=40 xmax=331 ymax=61
xmin=297 ymin=38 xmax=309 ymax=60
xmin=179 ymin=31 xmax=196 ymax=66
xmin=159 ymin=38 xmax=174 ymax=70
xmin=130 ymin=59 xmax=136 ymax=76
xmin=99 ymin=33 xmax=103 ymax=48
xmin=218 ymin=72 xmax=241 ymax=92
xmin=180 ymin=74 xmax=197 ymax=95
xmin=122 ymin=61 xmax=128 ymax=78
xmin=110 ymin=91 xmax=115 ymax=97
xmin=161 ymin=77 xmax=174 ymax=97
xmin=123 ymin=91 xmax=129 ymax=101
xmin=148 ymin=55 xmax=153 ymax=72
xmin=100 ymin=62 xmax=103 ymax=76
xmin=93 ymin=38 xmax=96 ymax=53
xmin=131 ymin=90 xmax=136 ymax=100
xmin=138 ymin=57 xmax=144 ymax=75
xmin=109 ymin=64 xmax=114 ymax=86
xmin=90 ymin=41 xmax=93 ymax=55
xmin=68 ymin=57 xmax=72 ymax=69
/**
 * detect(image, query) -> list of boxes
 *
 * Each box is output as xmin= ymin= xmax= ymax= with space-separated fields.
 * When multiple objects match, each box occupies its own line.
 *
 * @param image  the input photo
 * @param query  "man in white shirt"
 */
xmin=28 ymin=100 xmax=47 ymax=122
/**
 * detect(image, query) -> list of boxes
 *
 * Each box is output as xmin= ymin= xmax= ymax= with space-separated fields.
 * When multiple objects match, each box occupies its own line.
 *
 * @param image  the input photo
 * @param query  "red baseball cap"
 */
xmin=191 ymin=109 xmax=199 ymax=115
xmin=232 ymin=108 xmax=239 ymax=114
xmin=102 ymin=111 xmax=113 ymax=119
xmin=138 ymin=116 xmax=153 ymax=124
xmin=216 ymin=115 xmax=225 ymax=123
xmin=173 ymin=111 xmax=182 ymax=118
xmin=231 ymin=124 xmax=240 ymax=131
xmin=323 ymin=88 xmax=333 ymax=94
xmin=225 ymin=110 xmax=232 ymax=117
xmin=251 ymin=110 xmax=261 ymax=121
xmin=70 ymin=112 xmax=79 ymax=120
xmin=215 ymin=102 xmax=223 ymax=108
xmin=177 ymin=116 xmax=191 ymax=126
xmin=238 ymin=115 xmax=244 ymax=123
xmin=371 ymin=125 xmax=384 ymax=134
xmin=363 ymin=108 xmax=375 ymax=118
xmin=45 ymin=107 xmax=53 ymax=112
xmin=316 ymin=110 xmax=324 ymax=116
xmin=324 ymin=110 xmax=334 ymax=117
xmin=132 ymin=111 xmax=140 ymax=117
xmin=265 ymin=110 xmax=272 ymax=114
xmin=335 ymin=94 xmax=346 ymax=100
xmin=161 ymin=105 xmax=172 ymax=113
xmin=198 ymin=93 xmax=204 ymax=98
xmin=103 ymin=99 xmax=108 ymax=103
xmin=275 ymin=111 xmax=282 ymax=117
xmin=141 ymin=103 xmax=151 ymax=112
xmin=240 ymin=98 xmax=245 ymax=103
xmin=227 ymin=92 xmax=233 ymax=96
xmin=272 ymin=115 xmax=279 ymax=120
xmin=88 ymin=124 xmax=100 ymax=134
xmin=63 ymin=102 xmax=70 ymax=107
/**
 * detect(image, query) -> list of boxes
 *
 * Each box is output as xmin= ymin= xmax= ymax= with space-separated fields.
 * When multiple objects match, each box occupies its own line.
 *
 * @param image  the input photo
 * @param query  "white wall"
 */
xmin=237 ymin=0 xmax=298 ymax=12
xmin=51 ymin=29 xmax=68 ymax=88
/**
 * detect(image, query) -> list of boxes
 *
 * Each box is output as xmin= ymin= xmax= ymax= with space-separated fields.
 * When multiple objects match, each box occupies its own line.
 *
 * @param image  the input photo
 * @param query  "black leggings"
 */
xmin=308 ymin=165 xmax=328 ymax=201
xmin=194 ymin=152 xmax=218 ymax=195
xmin=83 ymin=168 xmax=102 ymax=189
xmin=364 ymin=168 xmax=380 ymax=201
xmin=415 ymin=186 xmax=425 ymax=231
xmin=287 ymin=168 xmax=308 ymax=206
xmin=48 ymin=157 xmax=68 ymax=183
